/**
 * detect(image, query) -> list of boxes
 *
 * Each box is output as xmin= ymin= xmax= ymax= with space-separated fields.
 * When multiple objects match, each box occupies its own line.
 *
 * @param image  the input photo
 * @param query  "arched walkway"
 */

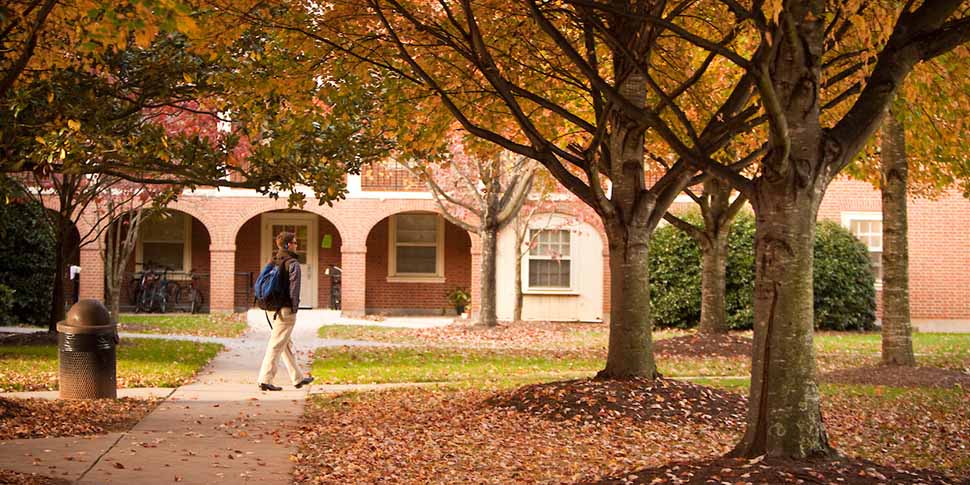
xmin=233 ymin=209 xmax=343 ymax=311
xmin=364 ymin=210 xmax=472 ymax=315
xmin=103 ymin=209 xmax=212 ymax=313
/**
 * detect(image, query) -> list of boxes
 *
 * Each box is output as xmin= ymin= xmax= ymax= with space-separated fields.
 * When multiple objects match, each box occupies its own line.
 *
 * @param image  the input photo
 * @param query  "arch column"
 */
xmin=209 ymin=244 xmax=236 ymax=313
xmin=340 ymin=249 xmax=367 ymax=317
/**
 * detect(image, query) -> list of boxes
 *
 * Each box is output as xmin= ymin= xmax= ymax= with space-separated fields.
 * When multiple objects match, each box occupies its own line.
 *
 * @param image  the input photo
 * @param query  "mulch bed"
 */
xmin=655 ymin=334 xmax=752 ymax=358
xmin=486 ymin=377 xmax=746 ymax=426
xmin=822 ymin=365 xmax=970 ymax=389
xmin=0 ymin=469 xmax=70 ymax=485
xmin=0 ymin=397 xmax=160 ymax=440
xmin=594 ymin=455 xmax=969 ymax=484
xmin=0 ymin=331 xmax=57 ymax=346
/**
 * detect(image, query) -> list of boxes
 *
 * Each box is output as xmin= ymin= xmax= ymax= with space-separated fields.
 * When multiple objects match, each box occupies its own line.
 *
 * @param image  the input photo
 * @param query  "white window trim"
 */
xmin=523 ymin=228 xmax=577 ymax=295
xmin=387 ymin=213 xmax=446 ymax=283
xmin=840 ymin=211 xmax=883 ymax=289
xmin=136 ymin=212 xmax=192 ymax=273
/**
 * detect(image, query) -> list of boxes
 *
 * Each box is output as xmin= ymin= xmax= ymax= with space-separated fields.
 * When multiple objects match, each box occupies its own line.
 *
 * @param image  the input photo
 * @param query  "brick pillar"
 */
xmin=341 ymin=250 xmax=366 ymax=317
xmin=78 ymin=247 xmax=104 ymax=301
xmin=209 ymin=246 xmax=236 ymax=313
xmin=470 ymin=250 xmax=482 ymax=320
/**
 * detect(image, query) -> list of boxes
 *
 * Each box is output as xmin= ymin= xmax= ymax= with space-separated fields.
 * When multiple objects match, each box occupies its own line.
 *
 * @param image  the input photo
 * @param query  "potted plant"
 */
xmin=446 ymin=287 xmax=470 ymax=315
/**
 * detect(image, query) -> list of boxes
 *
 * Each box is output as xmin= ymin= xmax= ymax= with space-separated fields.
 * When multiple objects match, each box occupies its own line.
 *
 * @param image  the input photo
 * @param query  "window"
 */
xmin=842 ymin=212 xmax=882 ymax=283
xmin=139 ymin=212 xmax=191 ymax=271
xmin=388 ymin=213 xmax=444 ymax=279
xmin=527 ymin=229 xmax=571 ymax=289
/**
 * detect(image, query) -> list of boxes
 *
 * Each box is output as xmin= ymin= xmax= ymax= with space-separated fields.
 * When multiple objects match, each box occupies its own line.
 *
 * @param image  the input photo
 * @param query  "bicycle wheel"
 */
xmin=190 ymin=289 xmax=204 ymax=314
xmin=137 ymin=287 xmax=151 ymax=313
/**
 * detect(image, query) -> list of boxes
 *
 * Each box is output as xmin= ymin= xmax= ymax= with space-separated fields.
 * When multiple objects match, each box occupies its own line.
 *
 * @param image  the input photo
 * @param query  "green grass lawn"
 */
xmin=118 ymin=313 xmax=248 ymax=338
xmin=311 ymin=347 xmax=601 ymax=387
xmin=0 ymin=338 xmax=223 ymax=392
xmin=311 ymin=346 xmax=752 ymax=387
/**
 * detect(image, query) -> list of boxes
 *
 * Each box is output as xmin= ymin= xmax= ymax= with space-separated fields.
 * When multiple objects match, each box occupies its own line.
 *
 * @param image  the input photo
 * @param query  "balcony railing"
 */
xmin=359 ymin=162 xmax=426 ymax=192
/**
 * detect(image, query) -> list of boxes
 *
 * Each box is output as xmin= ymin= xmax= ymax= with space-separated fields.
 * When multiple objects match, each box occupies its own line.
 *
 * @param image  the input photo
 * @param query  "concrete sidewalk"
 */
xmin=0 ymin=316 xmax=319 ymax=484
xmin=0 ymin=310 xmax=455 ymax=483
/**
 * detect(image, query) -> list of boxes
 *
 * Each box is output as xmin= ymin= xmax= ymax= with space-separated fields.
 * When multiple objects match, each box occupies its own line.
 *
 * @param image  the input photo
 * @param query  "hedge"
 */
xmin=650 ymin=212 xmax=876 ymax=331
xmin=0 ymin=178 xmax=56 ymax=326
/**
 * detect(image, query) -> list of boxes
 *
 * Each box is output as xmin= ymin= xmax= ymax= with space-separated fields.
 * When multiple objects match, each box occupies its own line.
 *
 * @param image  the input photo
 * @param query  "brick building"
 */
xmin=60 ymin=164 xmax=970 ymax=331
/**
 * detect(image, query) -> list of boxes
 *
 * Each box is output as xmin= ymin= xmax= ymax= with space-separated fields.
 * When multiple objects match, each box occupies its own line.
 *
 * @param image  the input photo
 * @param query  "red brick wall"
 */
xmin=317 ymin=218 xmax=342 ymax=308
xmin=365 ymin=216 xmax=472 ymax=313
xmin=820 ymin=179 xmax=970 ymax=320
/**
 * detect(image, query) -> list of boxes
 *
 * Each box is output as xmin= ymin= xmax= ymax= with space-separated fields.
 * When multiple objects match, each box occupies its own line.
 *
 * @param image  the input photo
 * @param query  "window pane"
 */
xmin=143 ymin=242 xmax=184 ymax=271
xmin=528 ymin=259 xmax=570 ymax=288
xmin=141 ymin=212 xmax=185 ymax=242
xmin=870 ymin=251 xmax=882 ymax=281
xmin=397 ymin=214 xmax=437 ymax=244
xmin=530 ymin=229 xmax=570 ymax=257
xmin=396 ymin=246 xmax=437 ymax=274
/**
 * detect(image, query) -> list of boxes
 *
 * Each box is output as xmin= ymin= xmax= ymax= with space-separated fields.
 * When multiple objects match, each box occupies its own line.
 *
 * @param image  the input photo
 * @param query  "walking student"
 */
xmin=257 ymin=231 xmax=314 ymax=391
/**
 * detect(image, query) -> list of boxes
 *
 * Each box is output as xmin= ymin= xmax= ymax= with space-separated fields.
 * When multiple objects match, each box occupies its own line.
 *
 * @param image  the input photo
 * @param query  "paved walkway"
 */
xmin=0 ymin=310 xmax=453 ymax=484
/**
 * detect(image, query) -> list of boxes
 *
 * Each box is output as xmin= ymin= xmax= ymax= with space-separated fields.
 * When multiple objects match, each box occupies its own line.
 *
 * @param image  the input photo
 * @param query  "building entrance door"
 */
xmin=261 ymin=213 xmax=318 ymax=308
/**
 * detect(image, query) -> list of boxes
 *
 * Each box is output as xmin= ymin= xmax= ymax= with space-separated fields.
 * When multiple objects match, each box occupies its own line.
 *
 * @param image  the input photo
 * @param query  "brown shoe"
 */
xmin=259 ymin=383 xmax=282 ymax=391
xmin=294 ymin=376 xmax=314 ymax=389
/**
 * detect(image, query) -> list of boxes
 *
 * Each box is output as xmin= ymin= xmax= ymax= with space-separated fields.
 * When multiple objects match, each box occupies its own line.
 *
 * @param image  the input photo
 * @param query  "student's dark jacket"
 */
xmin=273 ymin=250 xmax=301 ymax=313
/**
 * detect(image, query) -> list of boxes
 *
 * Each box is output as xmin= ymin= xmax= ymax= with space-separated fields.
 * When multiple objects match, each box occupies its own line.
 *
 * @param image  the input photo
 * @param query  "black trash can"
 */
xmin=57 ymin=300 xmax=118 ymax=399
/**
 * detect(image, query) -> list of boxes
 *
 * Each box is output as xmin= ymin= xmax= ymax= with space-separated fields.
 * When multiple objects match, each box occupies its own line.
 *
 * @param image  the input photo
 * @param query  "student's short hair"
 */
xmin=275 ymin=231 xmax=296 ymax=250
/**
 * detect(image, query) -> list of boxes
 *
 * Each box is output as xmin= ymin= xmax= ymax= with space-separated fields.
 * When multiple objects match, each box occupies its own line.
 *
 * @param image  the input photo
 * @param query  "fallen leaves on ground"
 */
xmin=292 ymin=388 xmax=736 ymax=484
xmin=0 ymin=397 xmax=160 ymax=440
xmin=822 ymin=365 xmax=970 ymax=388
xmin=486 ymin=377 xmax=746 ymax=426
xmin=0 ymin=469 xmax=70 ymax=485
xmin=322 ymin=321 xmax=627 ymax=350
xmin=293 ymin=377 xmax=970 ymax=483
xmin=825 ymin=387 xmax=970 ymax=474
xmin=595 ymin=456 xmax=966 ymax=484
xmin=654 ymin=334 xmax=753 ymax=358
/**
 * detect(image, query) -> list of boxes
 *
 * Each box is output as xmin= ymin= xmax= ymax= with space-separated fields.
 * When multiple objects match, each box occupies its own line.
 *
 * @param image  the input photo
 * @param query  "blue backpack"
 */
xmin=254 ymin=258 xmax=292 ymax=327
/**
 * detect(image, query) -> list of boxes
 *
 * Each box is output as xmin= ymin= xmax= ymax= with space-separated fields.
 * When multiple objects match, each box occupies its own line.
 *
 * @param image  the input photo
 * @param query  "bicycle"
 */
xmin=135 ymin=263 xmax=173 ymax=313
xmin=174 ymin=270 xmax=205 ymax=314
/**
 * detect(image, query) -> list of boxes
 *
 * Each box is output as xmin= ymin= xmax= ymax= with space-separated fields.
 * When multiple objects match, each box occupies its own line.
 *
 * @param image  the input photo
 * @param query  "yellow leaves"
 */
xmin=67 ymin=119 xmax=81 ymax=131
xmin=183 ymin=72 xmax=195 ymax=84
xmin=35 ymin=136 xmax=46 ymax=145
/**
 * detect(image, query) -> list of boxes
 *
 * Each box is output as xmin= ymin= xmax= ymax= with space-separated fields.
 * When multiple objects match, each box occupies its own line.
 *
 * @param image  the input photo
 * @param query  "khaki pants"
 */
xmin=257 ymin=308 xmax=305 ymax=386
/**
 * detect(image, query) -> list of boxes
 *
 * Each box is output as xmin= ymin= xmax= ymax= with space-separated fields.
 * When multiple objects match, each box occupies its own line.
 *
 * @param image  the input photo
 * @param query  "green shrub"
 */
xmin=649 ymin=212 xmax=755 ymax=330
xmin=813 ymin=220 xmax=877 ymax=331
xmin=0 ymin=178 xmax=55 ymax=326
xmin=650 ymin=212 xmax=875 ymax=331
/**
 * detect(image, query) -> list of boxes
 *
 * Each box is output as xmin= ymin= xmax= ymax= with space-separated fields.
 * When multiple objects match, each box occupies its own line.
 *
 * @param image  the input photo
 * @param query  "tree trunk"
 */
xmin=47 ymin=214 xmax=72 ymax=332
xmin=880 ymin=109 xmax=916 ymax=366
xmin=598 ymin=224 xmax=656 ymax=379
xmin=698 ymin=231 xmax=730 ymax=334
xmin=513 ymin=231 xmax=524 ymax=322
xmin=478 ymin=226 xmax=498 ymax=327
xmin=731 ymin=184 xmax=833 ymax=458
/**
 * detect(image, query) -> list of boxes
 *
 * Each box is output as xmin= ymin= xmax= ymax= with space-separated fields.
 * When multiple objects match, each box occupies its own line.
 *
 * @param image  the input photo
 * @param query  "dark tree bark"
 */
xmin=880 ymin=106 xmax=916 ymax=366
xmin=666 ymin=178 xmax=748 ymax=335
xmin=698 ymin=230 xmax=730 ymax=334
xmin=727 ymin=0 xmax=970 ymax=457
xmin=600 ymin=221 xmax=657 ymax=378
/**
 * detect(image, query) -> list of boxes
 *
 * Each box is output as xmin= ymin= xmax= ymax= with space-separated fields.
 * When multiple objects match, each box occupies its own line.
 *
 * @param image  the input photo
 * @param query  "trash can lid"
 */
xmin=57 ymin=300 xmax=115 ymax=334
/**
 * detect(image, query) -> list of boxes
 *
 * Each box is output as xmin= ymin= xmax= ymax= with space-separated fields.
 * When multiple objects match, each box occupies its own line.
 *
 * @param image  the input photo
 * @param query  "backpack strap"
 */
xmin=264 ymin=310 xmax=273 ymax=329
